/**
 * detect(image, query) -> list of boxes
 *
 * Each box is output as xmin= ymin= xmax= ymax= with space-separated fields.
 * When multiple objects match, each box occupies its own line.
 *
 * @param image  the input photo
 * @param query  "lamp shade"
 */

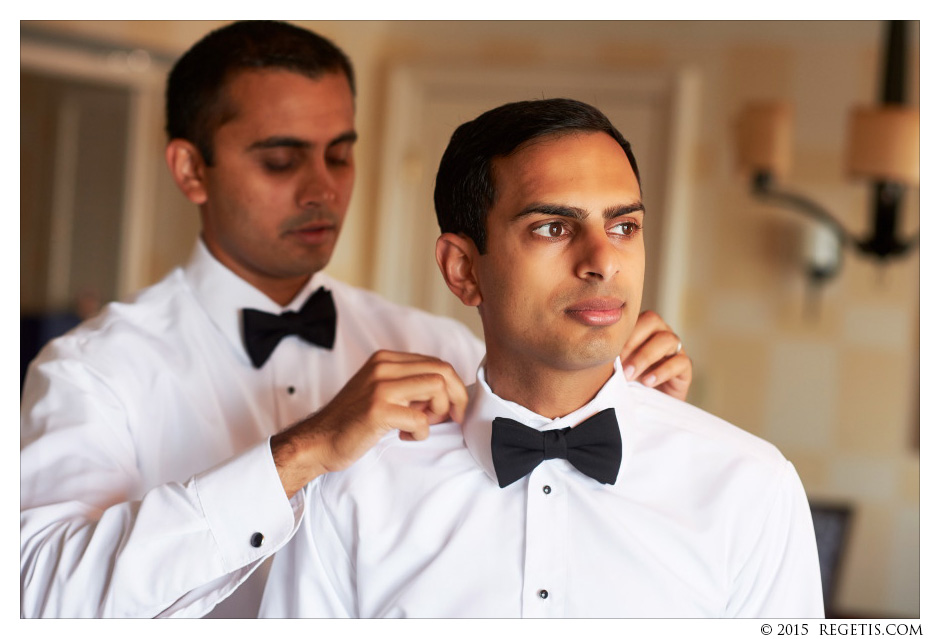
xmin=845 ymin=106 xmax=919 ymax=185
xmin=734 ymin=102 xmax=793 ymax=178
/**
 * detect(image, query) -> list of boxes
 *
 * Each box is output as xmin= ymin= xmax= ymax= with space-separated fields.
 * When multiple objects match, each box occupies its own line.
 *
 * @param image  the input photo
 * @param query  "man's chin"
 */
xmin=545 ymin=338 xmax=624 ymax=373
xmin=284 ymin=244 xmax=336 ymax=277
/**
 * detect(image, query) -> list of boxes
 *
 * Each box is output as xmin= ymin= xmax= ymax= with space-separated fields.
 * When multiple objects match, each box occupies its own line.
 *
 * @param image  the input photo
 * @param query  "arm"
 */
xmin=20 ymin=357 xmax=300 ymax=618
xmin=620 ymin=309 xmax=693 ymax=401
xmin=271 ymin=350 xmax=468 ymax=498
xmin=21 ymin=348 xmax=466 ymax=617
xmin=726 ymin=462 xmax=825 ymax=618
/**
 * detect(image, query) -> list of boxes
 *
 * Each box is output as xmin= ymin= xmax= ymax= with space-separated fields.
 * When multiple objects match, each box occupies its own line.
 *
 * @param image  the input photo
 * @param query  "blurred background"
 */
xmin=20 ymin=20 xmax=919 ymax=617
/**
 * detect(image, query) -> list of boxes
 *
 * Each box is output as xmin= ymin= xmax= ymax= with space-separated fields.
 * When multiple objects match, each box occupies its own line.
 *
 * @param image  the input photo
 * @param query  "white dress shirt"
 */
xmin=260 ymin=358 xmax=824 ymax=618
xmin=20 ymin=240 xmax=484 ymax=618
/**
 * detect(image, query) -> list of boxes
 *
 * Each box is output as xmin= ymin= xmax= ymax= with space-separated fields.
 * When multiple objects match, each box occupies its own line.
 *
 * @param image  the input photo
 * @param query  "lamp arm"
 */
xmin=752 ymin=172 xmax=857 ymax=250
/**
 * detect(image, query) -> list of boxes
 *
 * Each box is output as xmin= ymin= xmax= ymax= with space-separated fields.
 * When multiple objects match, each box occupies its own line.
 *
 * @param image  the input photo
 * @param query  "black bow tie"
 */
xmin=490 ymin=407 xmax=622 ymax=488
xmin=241 ymin=287 xmax=337 ymax=368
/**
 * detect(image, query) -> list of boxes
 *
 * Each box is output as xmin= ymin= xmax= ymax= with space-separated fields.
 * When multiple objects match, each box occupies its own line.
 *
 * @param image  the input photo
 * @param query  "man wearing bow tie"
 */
xmin=259 ymin=98 xmax=824 ymax=618
xmin=20 ymin=22 xmax=693 ymax=618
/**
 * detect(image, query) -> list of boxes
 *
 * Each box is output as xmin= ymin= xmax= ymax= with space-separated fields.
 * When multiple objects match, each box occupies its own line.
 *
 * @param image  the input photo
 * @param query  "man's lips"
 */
xmin=287 ymin=223 xmax=336 ymax=244
xmin=564 ymin=297 xmax=625 ymax=327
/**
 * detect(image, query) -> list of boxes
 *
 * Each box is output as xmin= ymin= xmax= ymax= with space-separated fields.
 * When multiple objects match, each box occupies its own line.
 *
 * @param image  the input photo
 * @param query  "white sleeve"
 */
xmin=726 ymin=461 xmax=825 ymax=618
xmin=259 ymin=479 xmax=356 ymax=618
xmin=20 ymin=358 xmax=303 ymax=618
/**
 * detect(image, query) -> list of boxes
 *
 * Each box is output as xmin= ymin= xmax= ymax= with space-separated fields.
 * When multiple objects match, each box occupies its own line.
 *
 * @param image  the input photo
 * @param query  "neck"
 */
xmin=484 ymin=353 xmax=616 ymax=419
xmin=251 ymin=276 xmax=311 ymax=307
xmin=201 ymin=236 xmax=312 ymax=307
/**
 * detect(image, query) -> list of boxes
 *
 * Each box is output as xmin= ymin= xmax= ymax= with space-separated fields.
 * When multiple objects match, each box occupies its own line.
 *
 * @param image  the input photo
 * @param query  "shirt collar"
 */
xmin=182 ymin=238 xmax=329 ymax=365
xmin=462 ymin=357 xmax=634 ymax=485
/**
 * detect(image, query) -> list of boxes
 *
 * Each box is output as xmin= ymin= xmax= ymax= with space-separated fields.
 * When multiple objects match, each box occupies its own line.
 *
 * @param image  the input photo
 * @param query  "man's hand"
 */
xmin=621 ymin=310 xmax=692 ymax=402
xmin=271 ymin=350 xmax=469 ymax=498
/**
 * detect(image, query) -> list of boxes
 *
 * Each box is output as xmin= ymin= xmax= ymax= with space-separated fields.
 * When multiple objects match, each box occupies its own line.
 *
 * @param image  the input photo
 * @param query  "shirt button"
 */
xmin=250 ymin=532 xmax=265 ymax=548
xmin=538 ymin=589 xmax=549 ymax=600
xmin=542 ymin=485 xmax=552 ymax=495
xmin=287 ymin=386 xmax=296 ymax=395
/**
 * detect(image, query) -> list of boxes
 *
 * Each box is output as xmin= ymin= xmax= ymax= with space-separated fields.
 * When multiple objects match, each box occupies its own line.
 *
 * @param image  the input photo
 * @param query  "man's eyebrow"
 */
xmin=246 ymin=130 xmax=358 ymax=152
xmin=328 ymin=131 xmax=359 ymax=147
xmin=604 ymin=203 xmax=645 ymax=220
xmin=512 ymin=203 xmax=587 ymax=221
xmin=247 ymin=137 xmax=310 ymax=151
xmin=512 ymin=202 xmax=645 ymax=221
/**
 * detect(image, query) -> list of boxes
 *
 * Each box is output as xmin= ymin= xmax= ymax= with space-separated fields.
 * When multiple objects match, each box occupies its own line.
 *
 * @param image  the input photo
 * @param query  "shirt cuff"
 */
xmin=193 ymin=438 xmax=303 ymax=572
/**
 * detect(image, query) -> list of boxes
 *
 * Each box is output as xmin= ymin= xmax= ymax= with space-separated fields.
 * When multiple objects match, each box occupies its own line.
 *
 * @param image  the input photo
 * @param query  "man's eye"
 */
xmin=327 ymin=144 xmax=353 ymax=167
xmin=610 ymin=221 xmax=642 ymax=237
xmin=533 ymin=222 xmax=567 ymax=238
xmin=263 ymin=160 xmax=295 ymax=172
xmin=260 ymin=151 xmax=297 ymax=173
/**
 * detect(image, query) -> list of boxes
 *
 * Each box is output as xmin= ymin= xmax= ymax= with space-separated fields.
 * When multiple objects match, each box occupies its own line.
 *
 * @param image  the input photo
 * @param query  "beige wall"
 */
xmin=21 ymin=20 xmax=920 ymax=617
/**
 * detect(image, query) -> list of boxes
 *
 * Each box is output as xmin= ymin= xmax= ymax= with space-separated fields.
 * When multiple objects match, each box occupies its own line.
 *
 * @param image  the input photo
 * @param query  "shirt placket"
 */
xmin=269 ymin=336 xmax=317 ymax=431
xmin=520 ymin=462 xmax=568 ymax=617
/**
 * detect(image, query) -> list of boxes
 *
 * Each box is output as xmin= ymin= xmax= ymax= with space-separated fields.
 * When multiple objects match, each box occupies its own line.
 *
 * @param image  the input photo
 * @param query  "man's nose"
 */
xmin=574 ymin=228 xmax=621 ymax=281
xmin=298 ymin=159 xmax=337 ymax=208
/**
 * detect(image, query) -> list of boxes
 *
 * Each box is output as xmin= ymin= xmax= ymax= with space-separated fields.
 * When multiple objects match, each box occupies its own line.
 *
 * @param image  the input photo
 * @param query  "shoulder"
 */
xmin=617 ymin=384 xmax=804 ymax=541
xmin=622 ymin=382 xmax=788 ymax=475
xmin=322 ymin=274 xmax=484 ymax=377
xmin=27 ymin=268 xmax=196 ymax=376
xmin=325 ymin=275 xmax=471 ymax=333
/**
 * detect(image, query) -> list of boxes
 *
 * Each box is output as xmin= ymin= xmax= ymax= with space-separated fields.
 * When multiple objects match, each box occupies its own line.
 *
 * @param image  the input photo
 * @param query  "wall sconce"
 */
xmin=734 ymin=21 xmax=919 ymax=287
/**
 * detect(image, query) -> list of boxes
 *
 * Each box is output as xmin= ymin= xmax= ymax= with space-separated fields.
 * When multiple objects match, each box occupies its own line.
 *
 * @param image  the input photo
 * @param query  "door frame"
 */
xmin=20 ymin=34 xmax=169 ymax=302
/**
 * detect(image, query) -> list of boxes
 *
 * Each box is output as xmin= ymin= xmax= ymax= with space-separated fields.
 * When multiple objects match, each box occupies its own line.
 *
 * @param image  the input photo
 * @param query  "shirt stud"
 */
xmin=538 ymin=589 xmax=549 ymax=599
xmin=542 ymin=485 xmax=552 ymax=494
xmin=250 ymin=532 xmax=265 ymax=548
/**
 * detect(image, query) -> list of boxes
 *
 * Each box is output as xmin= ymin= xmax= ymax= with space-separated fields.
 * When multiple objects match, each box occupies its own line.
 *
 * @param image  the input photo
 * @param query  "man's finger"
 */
xmin=380 ymin=374 xmax=461 ymax=421
xmin=372 ymin=361 xmax=469 ymax=422
xmin=368 ymin=349 xmax=443 ymax=365
xmin=382 ymin=403 xmax=432 ymax=440
xmin=620 ymin=309 xmax=669 ymax=356
xmin=640 ymin=353 xmax=692 ymax=393
xmin=623 ymin=330 xmax=681 ymax=380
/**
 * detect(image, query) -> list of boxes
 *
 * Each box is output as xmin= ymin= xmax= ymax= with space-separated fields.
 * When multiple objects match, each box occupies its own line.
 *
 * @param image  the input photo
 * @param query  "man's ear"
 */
xmin=165 ymin=139 xmax=209 ymax=205
xmin=435 ymin=233 xmax=483 ymax=307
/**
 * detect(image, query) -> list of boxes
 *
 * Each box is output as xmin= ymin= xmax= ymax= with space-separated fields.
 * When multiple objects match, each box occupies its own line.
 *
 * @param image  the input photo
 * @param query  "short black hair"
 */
xmin=433 ymin=97 xmax=640 ymax=254
xmin=165 ymin=20 xmax=356 ymax=166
